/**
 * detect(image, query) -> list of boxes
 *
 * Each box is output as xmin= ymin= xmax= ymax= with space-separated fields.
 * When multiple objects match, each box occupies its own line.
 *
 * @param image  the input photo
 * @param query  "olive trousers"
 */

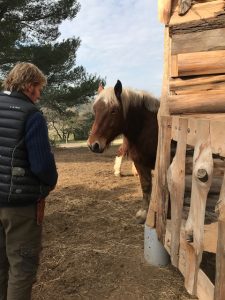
xmin=0 ymin=204 xmax=42 ymax=300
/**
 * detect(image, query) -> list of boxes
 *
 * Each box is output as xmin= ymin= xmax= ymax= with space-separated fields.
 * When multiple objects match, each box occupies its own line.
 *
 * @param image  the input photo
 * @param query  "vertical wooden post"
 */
xmin=156 ymin=115 xmax=172 ymax=243
xmin=214 ymin=173 xmax=225 ymax=300
xmin=158 ymin=0 xmax=172 ymax=24
xmin=167 ymin=117 xmax=188 ymax=267
xmin=146 ymin=26 xmax=171 ymax=228
xmin=184 ymin=120 xmax=213 ymax=295
xmin=158 ymin=26 xmax=170 ymax=118
xmin=154 ymin=26 xmax=171 ymax=242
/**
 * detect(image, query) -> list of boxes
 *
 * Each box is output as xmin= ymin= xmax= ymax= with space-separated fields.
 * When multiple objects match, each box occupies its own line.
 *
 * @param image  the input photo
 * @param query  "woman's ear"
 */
xmin=24 ymin=83 xmax=33 ymax=94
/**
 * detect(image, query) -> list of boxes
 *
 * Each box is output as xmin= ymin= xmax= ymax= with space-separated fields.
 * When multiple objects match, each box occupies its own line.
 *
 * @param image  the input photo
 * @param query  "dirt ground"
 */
xmin=33 ymin=145 xmax=190 ymax=300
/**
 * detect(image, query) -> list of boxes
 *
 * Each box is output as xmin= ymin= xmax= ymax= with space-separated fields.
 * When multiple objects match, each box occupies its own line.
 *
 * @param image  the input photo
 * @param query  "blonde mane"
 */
xmin=94 ymin=87 xmax=160 ymax=118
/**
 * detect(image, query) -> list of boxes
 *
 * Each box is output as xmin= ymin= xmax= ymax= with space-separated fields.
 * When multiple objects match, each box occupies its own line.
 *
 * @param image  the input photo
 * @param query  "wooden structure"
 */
xmin=146 ymin=1 xmax=225 ymax=299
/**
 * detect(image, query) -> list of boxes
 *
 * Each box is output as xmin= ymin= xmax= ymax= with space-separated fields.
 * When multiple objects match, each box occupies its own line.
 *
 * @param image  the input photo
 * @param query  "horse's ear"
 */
xmin=114 ymin=80 xmax=122 ymax=101
xmin=98 ymin=82 xmax=104 ymax=94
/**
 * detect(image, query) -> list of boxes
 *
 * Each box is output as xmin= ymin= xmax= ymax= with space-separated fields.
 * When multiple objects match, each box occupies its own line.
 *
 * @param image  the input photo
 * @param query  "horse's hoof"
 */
xmin=135 ymin=209 xmax=147 ymax=224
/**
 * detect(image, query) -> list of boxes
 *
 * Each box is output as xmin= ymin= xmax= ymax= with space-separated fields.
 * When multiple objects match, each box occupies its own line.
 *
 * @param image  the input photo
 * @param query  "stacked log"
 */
xmin=165 ymin=0 xmax=225 ymax=115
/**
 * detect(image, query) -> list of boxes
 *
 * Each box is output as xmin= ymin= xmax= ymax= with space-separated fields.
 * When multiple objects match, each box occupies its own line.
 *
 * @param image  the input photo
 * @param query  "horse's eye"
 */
xmin=111 ymin=109 xmax=117 ymax=115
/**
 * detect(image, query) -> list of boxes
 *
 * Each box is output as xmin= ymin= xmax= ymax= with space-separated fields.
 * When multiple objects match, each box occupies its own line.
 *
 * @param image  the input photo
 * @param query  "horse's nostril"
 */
xmin=92 ymin=142 xmax=100 ymax=152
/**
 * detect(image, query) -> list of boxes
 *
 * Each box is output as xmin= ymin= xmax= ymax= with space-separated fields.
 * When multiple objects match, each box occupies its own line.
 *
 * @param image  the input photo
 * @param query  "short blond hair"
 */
xmin=3 ymin=62 xmax=47 ymax=92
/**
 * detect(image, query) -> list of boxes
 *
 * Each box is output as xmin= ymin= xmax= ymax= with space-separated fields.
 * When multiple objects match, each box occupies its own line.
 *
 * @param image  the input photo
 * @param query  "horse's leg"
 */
xmin=131 ymin=161 xmax=138 ymax=176
xmin=133 ymin=162 xmax=152 ymax=224
xmin=114 ymin=155 xmax=123 ymax=176
xmin=114 ymin=137 xmax=129 ymax=177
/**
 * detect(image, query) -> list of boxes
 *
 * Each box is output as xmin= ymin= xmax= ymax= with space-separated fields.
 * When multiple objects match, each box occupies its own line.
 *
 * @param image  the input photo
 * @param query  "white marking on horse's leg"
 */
xmin=131 ymin=162 xmax=138 ymax=176
xmin=114 ymin=156 xmax=123 ymax=176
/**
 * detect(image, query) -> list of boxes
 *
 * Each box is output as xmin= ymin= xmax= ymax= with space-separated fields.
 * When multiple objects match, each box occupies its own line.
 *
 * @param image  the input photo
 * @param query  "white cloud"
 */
xmin=59 ymin=0 xmax=164 ymax=96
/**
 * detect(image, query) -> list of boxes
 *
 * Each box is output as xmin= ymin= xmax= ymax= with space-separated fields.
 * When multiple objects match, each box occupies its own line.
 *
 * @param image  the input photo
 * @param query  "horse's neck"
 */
xmin=123 ymin=108 xmax=158 ymax=166
xmin=122 ymin=105 xmax=157 ymax=143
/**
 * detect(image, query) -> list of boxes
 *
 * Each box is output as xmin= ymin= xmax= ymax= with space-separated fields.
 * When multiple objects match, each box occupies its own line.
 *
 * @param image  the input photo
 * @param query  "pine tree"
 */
xmin=0 ymin=0 xmax=104 ymax=108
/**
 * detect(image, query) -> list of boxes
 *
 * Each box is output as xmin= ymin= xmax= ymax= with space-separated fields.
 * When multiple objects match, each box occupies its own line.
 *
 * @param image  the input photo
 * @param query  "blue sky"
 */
xmin=60 ymin=0 xmax=164 ymax=97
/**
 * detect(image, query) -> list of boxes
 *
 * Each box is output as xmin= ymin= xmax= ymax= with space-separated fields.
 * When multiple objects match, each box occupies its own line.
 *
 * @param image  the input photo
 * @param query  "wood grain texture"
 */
xmin=165 ymin=220 xmax=215 ymax=300
xmin=167 ymin=118 xmax=187 ymax=267
xmin=158 ymin=0 xmax=172 ymax=24
xmin=214 ymin=172 xmax=225 ymax=299
xmin=156 ymin=116 xmax=172 ymax=243
xmin=172 ymin=28 xmax=225 ymax=55
xmin=170 ymin=0 xmax=225 ymax=26
xmin=146 ymin=27 xmax=171 ymax=227
xmin=170 ymin=74 xmax=225 ymax=90
xmin=171 ymin=50 xmax=225 ymax=77
xmin=168 ymin=91 xmax=225 ymax=114
xmin=170 ymin=14 xmax=225 ymax=35
xmin=184 ymin=120 xmax=213 ymax=295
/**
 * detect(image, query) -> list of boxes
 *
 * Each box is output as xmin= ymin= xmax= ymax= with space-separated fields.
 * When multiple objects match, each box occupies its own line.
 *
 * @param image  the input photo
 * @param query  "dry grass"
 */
xmin=33 ymin=146 xmax=190 ymax=300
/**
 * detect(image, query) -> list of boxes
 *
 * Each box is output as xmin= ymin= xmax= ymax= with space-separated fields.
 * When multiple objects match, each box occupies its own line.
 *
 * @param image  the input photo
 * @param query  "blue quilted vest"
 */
xmin=0 ymin=91 xmax=49 ymax=206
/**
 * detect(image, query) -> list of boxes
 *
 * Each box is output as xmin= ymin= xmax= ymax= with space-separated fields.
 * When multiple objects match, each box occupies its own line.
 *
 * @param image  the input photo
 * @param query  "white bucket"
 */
xmin=144 ymin=224 xmax=170 ymax=267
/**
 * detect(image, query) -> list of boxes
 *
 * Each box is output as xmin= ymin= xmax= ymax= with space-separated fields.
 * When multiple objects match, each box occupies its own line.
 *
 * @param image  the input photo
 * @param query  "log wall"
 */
xmin=147 ymin=1 xmax=225 ymax=299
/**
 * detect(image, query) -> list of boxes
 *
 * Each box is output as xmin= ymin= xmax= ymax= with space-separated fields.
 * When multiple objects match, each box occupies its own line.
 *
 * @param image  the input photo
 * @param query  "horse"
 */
xmin=87 ymin=80 xmax=159 ymax=223
xmin=113 ymin=137 xmax=138 ymax=177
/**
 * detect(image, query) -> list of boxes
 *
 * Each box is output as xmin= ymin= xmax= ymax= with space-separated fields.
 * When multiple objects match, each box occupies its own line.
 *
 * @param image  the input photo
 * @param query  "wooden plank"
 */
xmin=213 ymin=159 xmax=225 ymax=177
xmin=171 ymin=115 xmax=180 ymax=142
xmin=185 ymin=175 xmax=223 ymax=198
xmin=170 ymin=14 xmax=225 ymax=35
xmin=184 ymin=120 xmax=213 ymax=295
xmin=146 ymin=27 xmax=171 ymax=227
xmin=156 ymin=116 xmax=172 ymax=243
xmin=171 ymin=83 xmax=225 ymax=95
xmin=210 ymin=120 xmax=225 ymax=157
xmin=170 ymin=55 xmax=178 ymax=77
xmin=170 ymin=75 xmax=225 ymax=90
xmin=158 ymin=0 xmax=172 ymax=24
xmin=204 ymin=222 xmax=218 ymax=254
xmin=166 ymin=220 xmax=218 ymax=255
xmin=186 ymin=118 xmax=198 ymax=147
xmin=197 ymin=270 xmax=214 ymax=300
xmin=169 ymin=0 xmax=225 ymax=26
xmin=172 ymin=28 xmax=225 ymax=55
xmin=181 ymin=114 xmax=225 ymax=120
xmin=171 ymin=114 xmax=225 ymax=122
xmin=171 ymin=116 xmax=225 ymax=158
xmin=167 ymin=118 xmax=187 ymax=267
xmin=158 ymin=26 xmax=171 ymax=117
xmin=214 ymin=173 xmax=225 ymax=300
xmin=171 ymin=50 xmax=225 ymax=77
xmin=168 ymin=91 xmax=225 ymax=114
xmin=171 ymin=115 xmax=198 ymax=146
xmin=165 ymin=220 xmax=215 ymax=300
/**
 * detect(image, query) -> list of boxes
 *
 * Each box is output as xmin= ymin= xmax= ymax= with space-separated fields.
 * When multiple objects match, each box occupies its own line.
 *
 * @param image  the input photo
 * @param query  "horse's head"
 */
xmin=87 ymin=80 xmax=124 ymax=153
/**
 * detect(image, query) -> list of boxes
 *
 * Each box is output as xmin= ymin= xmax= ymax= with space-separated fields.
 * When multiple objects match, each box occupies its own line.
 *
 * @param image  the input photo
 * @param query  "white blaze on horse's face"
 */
xmin=87 ymin=88 xmax=123 ymax=153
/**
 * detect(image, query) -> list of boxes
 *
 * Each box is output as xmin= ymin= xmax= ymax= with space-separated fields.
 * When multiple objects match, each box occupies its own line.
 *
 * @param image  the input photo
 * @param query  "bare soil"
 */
xmin=33 ymin=145 xmax=190 ymax=300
